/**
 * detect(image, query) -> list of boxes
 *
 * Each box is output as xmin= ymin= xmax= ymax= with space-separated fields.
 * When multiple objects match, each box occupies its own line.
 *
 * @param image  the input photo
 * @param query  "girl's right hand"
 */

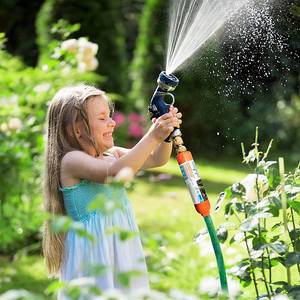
xmin=149 ymin=109 xmax=182 ymax=143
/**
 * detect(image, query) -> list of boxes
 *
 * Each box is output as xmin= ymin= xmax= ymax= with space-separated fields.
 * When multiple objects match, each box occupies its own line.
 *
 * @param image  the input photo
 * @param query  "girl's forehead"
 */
xmin=87 ymin=96 xmax=109 ymax=114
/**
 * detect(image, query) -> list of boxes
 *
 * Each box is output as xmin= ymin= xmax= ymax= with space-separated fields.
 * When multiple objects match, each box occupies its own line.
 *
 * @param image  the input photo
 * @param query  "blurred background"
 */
xmin=0 ymin=0 xmax=299 ymax=296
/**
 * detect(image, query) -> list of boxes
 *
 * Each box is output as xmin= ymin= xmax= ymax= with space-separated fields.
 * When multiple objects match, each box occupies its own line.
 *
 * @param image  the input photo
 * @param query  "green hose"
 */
xmin=204 ymin=214 xmax=229 ymax=294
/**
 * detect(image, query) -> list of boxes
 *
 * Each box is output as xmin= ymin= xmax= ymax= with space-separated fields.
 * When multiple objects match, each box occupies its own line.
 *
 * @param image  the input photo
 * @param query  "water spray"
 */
xmin=148 ymin=71 xmax=229 ymax=294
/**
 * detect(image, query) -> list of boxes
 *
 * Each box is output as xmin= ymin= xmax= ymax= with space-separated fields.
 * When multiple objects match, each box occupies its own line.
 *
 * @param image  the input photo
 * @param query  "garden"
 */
xmin=0 ymin=0 xmax=300 ymax=299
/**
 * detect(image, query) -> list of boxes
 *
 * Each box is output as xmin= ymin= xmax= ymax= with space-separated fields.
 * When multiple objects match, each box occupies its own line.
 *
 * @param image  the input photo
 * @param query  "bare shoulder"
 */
xmin=61 ymin=150 xmax=88 ymax=169
xmin=108 ymin=146 xmax=130 ymax=159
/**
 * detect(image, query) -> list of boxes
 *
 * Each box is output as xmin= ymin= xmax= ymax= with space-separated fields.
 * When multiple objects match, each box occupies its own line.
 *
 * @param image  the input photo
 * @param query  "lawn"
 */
xmin=1 ymin=155 xmax=291 ymax=299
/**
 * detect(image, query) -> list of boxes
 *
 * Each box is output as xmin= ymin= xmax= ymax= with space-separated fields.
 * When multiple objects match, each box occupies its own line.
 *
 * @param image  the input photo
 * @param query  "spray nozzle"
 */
xmin=157 ymin=71 xmax=179 ymax=92
xmin=148 ymin=71 xmax=181 ymax=143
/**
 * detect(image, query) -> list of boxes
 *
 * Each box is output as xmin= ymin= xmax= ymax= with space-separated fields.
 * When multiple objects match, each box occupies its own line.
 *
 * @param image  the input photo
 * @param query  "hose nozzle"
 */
xmin=148 ymin=71 xmax=180 ymax=142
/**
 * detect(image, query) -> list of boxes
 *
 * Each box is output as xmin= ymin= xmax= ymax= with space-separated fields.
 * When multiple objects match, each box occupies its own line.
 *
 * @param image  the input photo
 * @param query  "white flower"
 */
xmin=78 ymin=57 xmax=99 ymax=72
xmin=199 ymin=276 xmax=220 ymax=296
xmin=227 ymin=277 xmax=241 ymax=297
xmin=8 ymin=118 xmax=22 ymax=131
xmin=61 ymin=39 xmax=78 ymax=53
xmin=0 ymin=123 xmax=8 ymax=133
xmin=80 ymin=41 xmax=98 ymax=56
xmin=241 ymin=174 xmax=269 ymax=203
xmin=169 ymin=288 xmax=199 ymax=300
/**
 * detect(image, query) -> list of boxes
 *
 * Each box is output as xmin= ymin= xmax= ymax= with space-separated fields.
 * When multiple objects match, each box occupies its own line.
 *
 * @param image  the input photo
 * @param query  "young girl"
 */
xmin=43 ymin=83 xmax=182 ymax=299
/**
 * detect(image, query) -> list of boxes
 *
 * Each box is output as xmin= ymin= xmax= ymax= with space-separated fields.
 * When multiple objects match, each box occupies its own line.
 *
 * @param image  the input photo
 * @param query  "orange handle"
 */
xmin=176 ymin=151 xmax=211 ymax=217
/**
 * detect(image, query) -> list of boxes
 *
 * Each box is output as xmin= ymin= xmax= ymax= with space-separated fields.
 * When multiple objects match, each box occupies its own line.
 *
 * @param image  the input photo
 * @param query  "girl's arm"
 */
xmin=113 ymin=106 xmax=182 ymax=169
xmin=61 ymin=110 xmax=180 ymax=184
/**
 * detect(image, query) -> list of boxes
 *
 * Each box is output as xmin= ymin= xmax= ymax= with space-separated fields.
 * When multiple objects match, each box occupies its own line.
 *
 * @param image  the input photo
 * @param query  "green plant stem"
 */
xmin=290 ymin=207 xmax=300 ymax=275
xmin=257 ymin=220 xmax=271 ymax=299
xmin=279 ymin=157 xmax=291 ymax=286
xmin=243 ymin=231 xmax=260 ymax=298
xmin=266 ymin=248 xmax=274 ymax=295
xmin=262 ymin=139 xmax=273 ymax=161
xmin=255 ymin=126 xmax=259 ymax=167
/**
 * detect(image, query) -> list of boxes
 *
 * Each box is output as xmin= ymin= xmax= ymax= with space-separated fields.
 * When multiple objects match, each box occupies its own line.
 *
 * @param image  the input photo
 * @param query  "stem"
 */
xmin=244 ymin=231 xmax=260 ymax=298
xmin=266 ymin=248 xmax=274 ymax=295
xmin=255 ymin=126 xmax=259 ymax=167
xmin=262 ymin=139 xmax=274 ymax=161
xmin=279 ymin=157 xmax=291 ymax=286
xmin=290 ymin=205 xmax=300 ymax=275
xmin=257 ymin=220 xmax=271 ymax=298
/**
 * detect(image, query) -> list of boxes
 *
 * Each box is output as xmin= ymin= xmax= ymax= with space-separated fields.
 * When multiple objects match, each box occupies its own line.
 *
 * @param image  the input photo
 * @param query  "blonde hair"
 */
xmin=43 ymin=83 xmax=113 ymax=278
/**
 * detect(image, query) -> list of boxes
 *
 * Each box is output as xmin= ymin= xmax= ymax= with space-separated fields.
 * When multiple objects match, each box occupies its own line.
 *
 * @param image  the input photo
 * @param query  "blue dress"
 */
xmin=58 ymin=154 xmax=149 ymax=299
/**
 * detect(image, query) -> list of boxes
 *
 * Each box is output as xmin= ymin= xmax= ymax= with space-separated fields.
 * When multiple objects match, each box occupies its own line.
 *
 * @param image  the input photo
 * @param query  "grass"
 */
xmin=1 ymin=155 xmax=293 ymax=299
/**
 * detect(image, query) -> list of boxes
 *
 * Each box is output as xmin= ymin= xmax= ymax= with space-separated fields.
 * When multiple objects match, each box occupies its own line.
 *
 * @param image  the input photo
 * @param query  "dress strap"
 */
xmin=103 ymin=152 xmax=117 ymax=160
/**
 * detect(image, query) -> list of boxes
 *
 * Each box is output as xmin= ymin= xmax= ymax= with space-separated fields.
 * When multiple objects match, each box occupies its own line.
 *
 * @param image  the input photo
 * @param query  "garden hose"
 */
xmin=148 ymin=71 xmax=229 ymax=294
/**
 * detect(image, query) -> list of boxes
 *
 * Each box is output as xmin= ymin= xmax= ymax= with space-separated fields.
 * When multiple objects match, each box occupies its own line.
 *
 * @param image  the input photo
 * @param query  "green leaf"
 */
xmin=267 ymin=168 xmax=281 ymax=189
xmin=218 ymin=222 xmax=236 ymax=228
xmin=226 ymin=262 xmax=251 ymax=282
xmin=231 ymin=183 xmax=246 ymax=195
xmin=289 ymin=228 xmax=300 ymax=241
xmin=215 ymin=190 xmax=229 ymax=213
xmin=224 ymin=202 xmax=234 ymax=219
xmin=283 ymin=252 xmax=300 ymax=267
xmin=216 ymin=227 xmax=228 ymax=244
xmin=287 ymin=201 xmax=300 ymax=215
xmin=193 ymin=228 xmax=209 ymax=244
xmin=119 ymin=230 xmax=137 ymax=242
xmin=115 ymin=270 xmax=142 ymax=287
xmin=45 ymin=280 xmax=66 ymax=294
xmin=240 ymin=218 xmax=259 ymax=232
xmin=88 ymin=286 xmax=102 ymax=296
xmin=50 ymin=216 xmax=72 ymax=234
xmin=266 ymin=242 xmax=287 ymax=255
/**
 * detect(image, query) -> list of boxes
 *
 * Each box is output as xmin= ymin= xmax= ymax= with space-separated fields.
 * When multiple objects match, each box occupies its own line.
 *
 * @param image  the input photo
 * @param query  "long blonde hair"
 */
xmin=43 ymin=83 xmax=113 ymax=278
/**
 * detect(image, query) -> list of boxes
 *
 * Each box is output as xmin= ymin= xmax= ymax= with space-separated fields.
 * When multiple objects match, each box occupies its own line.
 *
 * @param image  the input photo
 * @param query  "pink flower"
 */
xmin=128 ymin=112 xmax=145 ymax=123
xmin=113 ymin=111 xmax=126 ymax=129
xmin=127 ymin=123 xmax=145 ymax=138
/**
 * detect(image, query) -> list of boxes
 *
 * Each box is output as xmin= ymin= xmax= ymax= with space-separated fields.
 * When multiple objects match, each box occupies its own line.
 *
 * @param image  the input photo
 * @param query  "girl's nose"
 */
xmin=109 ymin=118 xmax=116 ymax=127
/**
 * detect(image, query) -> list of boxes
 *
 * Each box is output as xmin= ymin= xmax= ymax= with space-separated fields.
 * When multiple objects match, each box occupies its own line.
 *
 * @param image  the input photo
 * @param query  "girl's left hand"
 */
xmin=152 ymin=105 xmax=182 ymax=125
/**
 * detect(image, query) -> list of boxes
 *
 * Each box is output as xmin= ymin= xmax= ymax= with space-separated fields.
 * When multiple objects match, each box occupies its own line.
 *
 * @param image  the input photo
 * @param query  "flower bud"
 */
xmin=241 ymin=174 xmax=268 ymax=203
xmin=0 ymin=123 xmax=8 ymax=133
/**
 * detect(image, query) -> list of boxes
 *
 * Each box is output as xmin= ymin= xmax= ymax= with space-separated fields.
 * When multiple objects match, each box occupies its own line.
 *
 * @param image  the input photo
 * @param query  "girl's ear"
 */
xmin=67 ymin=123 xmax=81 ymax=138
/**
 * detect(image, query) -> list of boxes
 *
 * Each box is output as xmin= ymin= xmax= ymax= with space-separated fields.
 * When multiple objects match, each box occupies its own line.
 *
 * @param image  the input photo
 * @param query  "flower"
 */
xmin=199 ymin=276 xmax=220 ymax=297
xmin=0 ymin=123 xmax=8 ymax=133
xmin=61 ymin=39 xmax=78 ymax=53
xmin=240 ymin=174 xmax=269 ymax=203
xmin=128 ymin=112 xmax=146 ymax=123
xmin=127 ymin=123 xmax=145 ymax=138
xmin=113 ymin=111 xmax=126 ymax=129
xmin=8 ymin=118 xmax=22 ymax=131
xmin=273 ymin=295 xmax=291 ymax=300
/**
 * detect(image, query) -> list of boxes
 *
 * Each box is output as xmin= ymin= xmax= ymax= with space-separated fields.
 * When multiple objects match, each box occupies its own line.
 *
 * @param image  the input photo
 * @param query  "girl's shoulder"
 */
xmin=108 ymin=146 xmax=130 ymax=159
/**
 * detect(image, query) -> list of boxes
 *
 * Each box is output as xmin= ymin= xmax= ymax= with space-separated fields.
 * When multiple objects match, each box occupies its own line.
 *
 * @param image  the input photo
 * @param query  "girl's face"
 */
xmin=79 ymin=96 xmax=115 ymax=156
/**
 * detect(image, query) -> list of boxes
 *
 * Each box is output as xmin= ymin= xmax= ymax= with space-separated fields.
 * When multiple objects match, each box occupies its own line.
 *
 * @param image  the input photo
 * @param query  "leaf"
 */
xmin=289 ymin=228 xmax=300 ymax=241
xmin=226 ymin=262 xmax=252 ymax=282
xmin=283 ymin=252 xmax=300 ymax=267
xmin=215 ymin=190 xmax=229 ymax=213
xmin=267 ymin=168 xmax=281 ymax=189
xmin=286 ymin=185 xmax=300 ymax=201
xmin=253 ymin=260 xmax=270 ymax=269
xmin=218 ymin=222 xmax=236 ymax=228
xmin=193 ymin=228 xmax=209 ymax=244
xmin=119 ymin=230 xmax=137 ymax=242
xmin=250 ymin=208 xmax=274 ymax=219
xmin=216 ymin=227 xmax=228 ymax=244
xmin=224 ymin=202 xmax=234 ymax=219
xmin=266 ymin=242 xmax=287 ymax=255
xmin=231 ymin=183 xmax=246 ymax=195
xmin=240 ymin=218 xmax=259 ymax=232
xmin=50 ymin=216 xmax=72 ymax=234
xmin=287 ymin=201 xmax=300 ymax=215
xmin=115 ymin=270 xmax=142 ymax=287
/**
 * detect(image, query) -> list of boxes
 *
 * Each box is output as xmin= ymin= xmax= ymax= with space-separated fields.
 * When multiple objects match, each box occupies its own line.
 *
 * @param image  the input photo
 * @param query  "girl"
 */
xmin=43 ymin=83 xmax=182 ymax=298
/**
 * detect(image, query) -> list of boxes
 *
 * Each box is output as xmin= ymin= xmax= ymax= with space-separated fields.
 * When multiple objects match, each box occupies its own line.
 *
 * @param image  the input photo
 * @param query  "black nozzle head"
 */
xmin=157 ymin=71 xmax=179 ymax=92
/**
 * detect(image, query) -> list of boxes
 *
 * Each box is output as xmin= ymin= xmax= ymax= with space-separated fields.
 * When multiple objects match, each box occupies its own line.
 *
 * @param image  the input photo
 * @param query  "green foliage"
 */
xmin=0 ymin=31 xmax=103 ymax=255
xmin=36 ymin=0 xmax=128 ymax=95
xmin=215 ymin=128 xmax=300 ymax=299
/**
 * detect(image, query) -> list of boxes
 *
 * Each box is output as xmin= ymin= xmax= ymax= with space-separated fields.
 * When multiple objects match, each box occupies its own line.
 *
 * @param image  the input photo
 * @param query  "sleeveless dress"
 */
xmin=57 ymin=153 xmax=149 ymax=299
